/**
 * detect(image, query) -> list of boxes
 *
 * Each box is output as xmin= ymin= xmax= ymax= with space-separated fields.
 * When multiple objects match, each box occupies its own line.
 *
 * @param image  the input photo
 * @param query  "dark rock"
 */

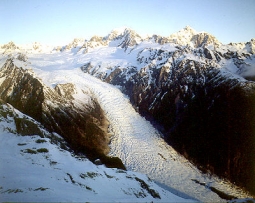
xmin=204 ymin=47 xmax=213 ymax=59
xmin=94 ymin=159 xmax=103 ymax=165
xmin=0 ymin=59 xmax=110 ymax=163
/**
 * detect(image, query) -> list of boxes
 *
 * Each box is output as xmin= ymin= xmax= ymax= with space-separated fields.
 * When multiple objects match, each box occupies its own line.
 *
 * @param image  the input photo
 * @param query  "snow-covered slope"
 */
xmin=0 ymin=103 xmax=187 ymax=202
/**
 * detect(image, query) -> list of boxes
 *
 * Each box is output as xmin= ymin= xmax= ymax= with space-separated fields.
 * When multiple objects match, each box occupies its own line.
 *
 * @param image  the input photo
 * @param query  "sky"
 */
xmin=0 ymin=0 xmax=255 ymax=45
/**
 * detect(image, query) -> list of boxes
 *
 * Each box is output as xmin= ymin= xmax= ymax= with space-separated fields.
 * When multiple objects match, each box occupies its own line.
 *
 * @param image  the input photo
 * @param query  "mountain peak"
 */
xmin=106 ymin=27 xmax=142 ymax=49
xmin=183 ymin=25 xmax=197 ymax=33
xmin=168 ymin=26 xmax=221 ymax=47
xmin=1 ymin=41 xmax=19 ymax=50
xmin=168 ymin=26 xmax=197 ymax=46
xmin=106 ymin=27 xmax=137 ymax=41
xmin=111 ymin=26 xmax=130 ymax=34
xmin=176 ymin=26 xmax=198 ymax=36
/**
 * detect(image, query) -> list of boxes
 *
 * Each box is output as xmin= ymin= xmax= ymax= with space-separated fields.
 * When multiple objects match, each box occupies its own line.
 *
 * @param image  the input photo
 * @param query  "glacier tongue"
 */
xmin=32 ymin=67 xmax=247 ymax=202
xmin=77 ymin=72 xmax=222 ymax=201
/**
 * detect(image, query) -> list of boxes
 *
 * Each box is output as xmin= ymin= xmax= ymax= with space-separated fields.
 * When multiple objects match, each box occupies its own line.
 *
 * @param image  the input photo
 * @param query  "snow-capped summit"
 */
xmin=0 ymin=41 xmax=55 ymax=54
xmin=60 ymin=38 xmax=85 ymax=52
xmin=1 ymin=41 xmax=19 ymax=50
xmin=245 ymin=38 xmax=255 ymax=54
xmin=183 ymin=25 xmax=197 ymax=32
xmin=108 ymin=28 xmax=142 ymax=50
xmin=191 ymin=32 xmax=221 ymax=48
xmin=168 ymin=26 xmax=198 ymax=45
xmin=1 ymin=42 xmax=20 ymax=55
xmin=168 ymin=26 xmax=221 ymax=48
xmin=105 ymin=27 xmax=131 ymax=41
xmin=106 ymin=27 xmax=142 ymax=49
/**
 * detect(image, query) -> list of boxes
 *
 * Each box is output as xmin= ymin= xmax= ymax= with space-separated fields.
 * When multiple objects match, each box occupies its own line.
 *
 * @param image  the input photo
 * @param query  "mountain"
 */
xmin=0 ymin=59 xmax=115 ymax=163
xmin=0 ymin=26 xmax=255 ymax=202
xmin=106 ymin=27 xmax=143 ymax=49
xmin=168 ymin=26 xmax=221 ymax=48
xmin=79 ymin=27 xmax=255 ymax=197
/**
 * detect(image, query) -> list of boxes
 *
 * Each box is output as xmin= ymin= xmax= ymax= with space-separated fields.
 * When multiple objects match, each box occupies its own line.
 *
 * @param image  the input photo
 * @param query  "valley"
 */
xmin=0 ymin=26 xmax=254 ymax=202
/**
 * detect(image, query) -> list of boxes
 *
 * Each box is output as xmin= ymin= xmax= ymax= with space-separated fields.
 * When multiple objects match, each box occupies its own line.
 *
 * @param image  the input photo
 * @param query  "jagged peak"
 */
xmin=169 ymin=26 xmax=197 ymax=39
xmin=249 ymin=38 xmax=255 ymax=44
xmin=72 ymin=38 xmax=85 ymax=43
xmin=61 ymin=38 xmax=85 ymax=51
xmin=111 ymin=26 xmax=130 ymax=34
xmin=191 ymin=32 xmax=221 ymax=47
xmin=89 ymin=35 xmax=103 ymax=42
xmin=67 ymin=38 xmax=85 ymax=46
xmin=183 ymin=25 xmax=198 ymax=34
xmin=31 ymin=42 xmax=42 ymax=50
xmin=168 ymin=26 xmax=221 ymax=48
xmin=176 ymin=26 xmax=197 ymax=36
xmin=2 ymin=27 xmax=252 ymax=52
xmin=105 ymin=27 xmax=127 ymax=41
xmin=1 ymin=41 xmax=19 ymax=50
xmin=104 ymin=27 xmax=142 ymax=49
xmin=148 ymin=34 xmax=170 ymax=45
xmin=106 ymin=27 xmax=141 ymax=41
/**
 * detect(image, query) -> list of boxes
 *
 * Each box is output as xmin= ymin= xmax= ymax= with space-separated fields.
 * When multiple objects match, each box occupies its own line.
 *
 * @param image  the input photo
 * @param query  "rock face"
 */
xmin=81 ymin=34 xmax=255 ymax=195
xmin=0 ymin=59 xmax=110 ymax=162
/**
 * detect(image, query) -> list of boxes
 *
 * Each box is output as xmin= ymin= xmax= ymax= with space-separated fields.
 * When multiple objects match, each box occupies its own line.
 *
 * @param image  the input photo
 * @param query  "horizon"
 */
xmin=0 ymin=0 xmax=255 ymax=45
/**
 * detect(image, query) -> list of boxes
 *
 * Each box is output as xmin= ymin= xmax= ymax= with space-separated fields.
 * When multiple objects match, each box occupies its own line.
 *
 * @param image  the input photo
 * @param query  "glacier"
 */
xmin=0 ymin=26 xmax=254 ymax=202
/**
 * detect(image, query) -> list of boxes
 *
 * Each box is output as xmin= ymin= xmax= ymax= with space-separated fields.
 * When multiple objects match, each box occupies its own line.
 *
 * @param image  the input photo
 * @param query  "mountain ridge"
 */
xmin=1 ymin=26 xmax=254 ymax=53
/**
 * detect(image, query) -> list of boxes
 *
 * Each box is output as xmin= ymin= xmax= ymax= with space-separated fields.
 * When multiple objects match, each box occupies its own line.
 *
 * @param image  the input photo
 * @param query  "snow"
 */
xmin=168 ymin=26 xmax=198 ymax=46
xmin=1 ymin=30 xmax=254 ymax=201
xmin=16 ymin=52 xmax=248 ymax=202
xmin=0 ymin=104 xmax=190 ymax=202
